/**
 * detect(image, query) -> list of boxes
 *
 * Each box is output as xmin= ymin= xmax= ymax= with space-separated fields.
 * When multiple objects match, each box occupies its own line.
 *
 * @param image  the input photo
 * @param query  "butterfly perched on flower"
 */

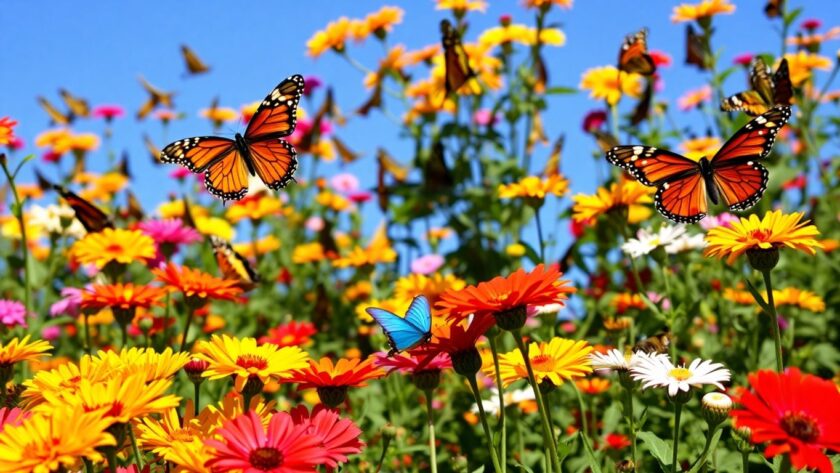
xmin=210 ymin=236 xmax=261 ymax=291
xmin=366 ymin=295 xmax=432 ymax=356
xmin=618 ymin=28 xmax=656 ymax=76
xmin=440 ymin=19 xmax=476 ymax=96
xmin=721 ymin=58 xmax=792 ymax=116
xmin=607 ymin=106 xmax=791 ymax=223
xmin=160 ymin=75 xmax=303 ymax=202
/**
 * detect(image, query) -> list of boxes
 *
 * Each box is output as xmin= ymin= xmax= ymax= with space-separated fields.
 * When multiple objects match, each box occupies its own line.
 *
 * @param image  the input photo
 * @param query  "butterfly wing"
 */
xmin=440 ymin=19 xmax=476 ymax=95
xmin=181 ymin=45 xmax=210 ymax=75
xmin=655 ymin=172 xmax=709 ymax=223
xmin=332 ymin=136 xmax=361 ymax=164
xmin=592 ymin=130 xmax=619 ymax=153
xmin=210 ymin=236 xmax=260 ymax=290
xmin=618 ymin=29 xmax=656 ymax=76
xmin=377 ymin=148 xmax=409 ymax=182
xmin=246 ymin=139 xmax=297 ymax=190
xmin=403 ymin=295 xmax=432 ymax=334
xmin=711 ymin=162 xmax=769 ymax=211
xmin=630 ymin=78 xmax=653 ymax=126
xmin=38 ymin=97 xmax=70 ymax=126
xmin=54 ymin=186 xmax=114 ymax=233
xmin=721 ymin=90 xmax=769 ymax=116
xmin=607 ymin=146 xmax=701 ymax=186
xmin=772 ymin=58 xmax=793 ymax=106
xmin=160 ymin=136 xmax=236 ymax=173
xmin=245 ymin=75 xmax=304 ymax=141
xmin=685 ymin=25 xmax=706 ymax=70
xmin=204 ymin=150 xmax=250 ymax=201
xmin=59 ymin=89 xmax=90 ymax=118
xmin=144 ymin=134 xmax=163 ymax=165
xmin=365 ymin=307 xmax=428 ymax=354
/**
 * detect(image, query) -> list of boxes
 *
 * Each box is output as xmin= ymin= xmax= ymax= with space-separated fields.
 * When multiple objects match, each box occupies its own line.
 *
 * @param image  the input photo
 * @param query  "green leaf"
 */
xmin=744 ymin=278 xmax=772 ymax=314
xmin=579 ymin=431 xmax=603 ymax=473
xmin=687 ymin=428 xmax=723 ymax=473
xmin=512 ymin=461 xmax=535 ymax=473
xmin=544 ymin=86 xmax=578 ymax=95
xmin=637 ymin=430 xmax=673 ymax=470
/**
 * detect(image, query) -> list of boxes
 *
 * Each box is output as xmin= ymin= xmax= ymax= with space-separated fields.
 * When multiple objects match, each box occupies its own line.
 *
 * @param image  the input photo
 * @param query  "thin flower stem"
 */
xmin=84 ymin=314 xmax=93 ymax=356
xmin=1 ymin=159 xmax=32 ymax=315
xmin=106 ymin=449 xmax=119 ymax=473
xmin=609 ymin=102 xmax=621 ymax=144
xmin=535 ymin=207 xmax=545 ymax=261
xmin=671 ymin=403 xmax=683 ymax=473
xmin=624 ymin=386 xmax=638 ymax=472
xmin=83 ymin=458 xmax=94 ymax=473
xmin=128 ymin=425 xmax=144 ymax=470
xmin=467 ymin=375 xmax=504 ymax=473
xmin=690 ymin=425 xmax=719 ymax=473
xmin=512 ymin=330 xmax=561 ymax=472
xmin=179 ymin=305 xmax=195 ymax=352
xmin=761 ymin=270 xmax=784 ymax=372
xmin=489 ymin=335 xmax=507 ymax=473
xmin=572 ymin=383 xmax=591 ymax=446
xmin=374 ymin=433 xmax=392 ymax=473
xmin=194 ymin=382 xmax=201 ymax=416
xmin=779 ymin=454 xmax=791 ymax=473
xmin=424 ymin=390 xmax=438 ymax=473
xmin=741 ymin=452 xmax=750 ymax=473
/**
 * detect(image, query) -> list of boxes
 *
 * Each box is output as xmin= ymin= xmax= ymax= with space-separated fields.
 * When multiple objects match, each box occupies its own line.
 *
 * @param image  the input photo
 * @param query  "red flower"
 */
xmin=801 ymin=18 xmax=822 ymax=31
xmin=733 ymin=53 xmax=754 ymax=67
xmin=604 ymin=433 xmax=632 ymax=450
xmin=260 ymin=321 xmax=317 ymax=348
xmin=205 ymin=410 xmax=327 ymax=472
xmin=582 ymin=110 xmax=608 ymax=133
xmin=376 ymin=351 xmax=451 ymax=375
xmin=289 ymin=356 xmax=384 ymax=408
xmin=730 ymin=368 xmax=840 ymax=473
xmin=290 ymin=405 xmax=364 ymax=469
xmin=782 ymin=175 xmax=807 ymax=191
xmin=649 ymin=50 xmax=672 ymax=67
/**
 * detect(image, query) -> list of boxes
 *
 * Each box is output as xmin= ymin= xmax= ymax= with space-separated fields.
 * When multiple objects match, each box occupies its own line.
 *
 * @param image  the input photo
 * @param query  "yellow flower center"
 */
xmin=669 ymin=367 xmax=691 ymax=380
xmin=531 ymin=354 xmax=556 ymax=372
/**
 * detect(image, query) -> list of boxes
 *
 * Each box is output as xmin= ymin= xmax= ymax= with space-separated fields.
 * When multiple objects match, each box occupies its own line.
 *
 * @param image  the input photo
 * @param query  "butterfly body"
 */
xmin=233 ymin=133 xmax=258 ymax=176
xmin=366 ymin=296 xmax=432 ymax=356
xmin=608 ymin=106 xmax=790 ymax=223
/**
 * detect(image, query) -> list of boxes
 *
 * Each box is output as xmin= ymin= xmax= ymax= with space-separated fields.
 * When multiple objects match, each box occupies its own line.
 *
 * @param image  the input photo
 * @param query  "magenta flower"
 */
xmin=139 ymin=219 xmax=201 ymax=263
xmin=410 ymin=254 xmax=444 ymax=275
xmin=0 ymin=300 xmax=27 ymax=328
xmin=582 ymin=110 xmax=608 ymax=132
xmin=50 ymin=287 xmax=84 ymax=318
xmin=801 ymin=18 xmax=822 ymax=31
xmin=92 ymin=105 xmax=125 ymax=121
xmin=7 ymin=137 xmax=24 ymax=151
xmin=42 ymin=151 xmax=62 ymax=163
xmin=303 ymin=75 xmax=323 ymax=97
xmin=347 ymin=191 xmax=372 ymax=204
xmin=472 ymin=108 xmax=499 ymax=127
xmin=733 ymin=53 xmax=753 ymax=67
xmin=169 ymin=167 xmax=192 ymax=180
xmin=41 ymin=325 xmax=61 ymax=341
xmin=289 ymin=405 xmax=364 ymax=469
xmin=376 ymin=351 xmax=452 ymax=374
xmin=330 ymin=173 xmax=360 ymax=194
xmin=699 ymin=212 xmax=737 ymax=231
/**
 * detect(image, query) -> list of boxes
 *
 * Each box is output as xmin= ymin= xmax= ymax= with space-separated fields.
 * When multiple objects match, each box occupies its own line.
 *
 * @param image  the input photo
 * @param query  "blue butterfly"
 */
xmin=365 ymin=295 xmax=432 ymax=356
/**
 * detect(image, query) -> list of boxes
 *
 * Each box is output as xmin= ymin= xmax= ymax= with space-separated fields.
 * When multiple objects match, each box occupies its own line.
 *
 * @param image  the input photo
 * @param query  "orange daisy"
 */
xmin=437 ymin=264 xmax=576 ymax=330
xmin=289 ymin=356 xmax=384 ymax=407
xmin=81 ymin=283 xmax=167 ymax=329
xmin=152 ymin=263 xmax=243 ymax=306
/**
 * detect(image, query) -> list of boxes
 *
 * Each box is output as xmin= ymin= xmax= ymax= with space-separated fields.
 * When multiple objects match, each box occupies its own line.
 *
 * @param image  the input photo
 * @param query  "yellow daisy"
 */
xmin=671 ymin=0 xmax=735 ymax=23
xmin=571 ymin=179 xmax=654 ymax=224
xmin=782 ymin=51 xmax=833 ymax=86
xmin=70 ymin=228 xmax=156 ymax=269
xmin=492 ymin=338 xmax=593 ymax=387
xmin=704 ymin=210 xmax=821 ymax=265
xmin=680 ymin=136 xmax=721 ymax=161
xmin=498 ymin=175 xmax=569 ymax=202
xmin=579 ymin=65 xmax=642 ymax=106
xmin=435 ymin=0 xmax=488 ymax=13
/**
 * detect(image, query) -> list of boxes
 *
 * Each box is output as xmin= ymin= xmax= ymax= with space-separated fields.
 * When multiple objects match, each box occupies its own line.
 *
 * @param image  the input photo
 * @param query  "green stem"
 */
xmin=512 ymin=330 xmax=561 ymax=471
xmin=534 ymin=206 xmax=545 ymax=261
xmin=671 ymin=403 xmax=683 ymax=473
xmin=374 ymin=432 xmax=392 ymax=473
xmin=779 ymin=454 xmax=791 ymax=473
xmin=83 ymin=458 xmax=94 ymax=473
xmin=489 ymin=335 xmax=507 ymax=473
xmin=1 ymin=159 xmax=31 ymax=315
xmin=179 ymin=304 xmax=195 ymax=352
xmin=194 ymin=382 xmax=201 ymax=416
xmin=128 ymin=425 xmax=144 ymax=470
xmin=609 ymin=102 xmax=620 ymax=144
xmin=624 ymin=386 xmax=638 ymax=472
xmin=162 ymin=292 xmax=171 ymax=348
xmin=467 ymin=376 xmax=504 ymax=473
xmin=84 ymin=314 xmax=93 ymax=356
xmin=106 ymin=448 xmax=119 ymax=473
xmin=761 ymin=270 xmax=784 ymax=372
xmin=741 ymin=452 xmax=750 ymax=473
xmin=690 ymin=425 xmax=719 ymax=473
xmin=424 ymin=390 xmax=438 ymax=473
xmin=572 ymin=384 xmax=591 ymax=446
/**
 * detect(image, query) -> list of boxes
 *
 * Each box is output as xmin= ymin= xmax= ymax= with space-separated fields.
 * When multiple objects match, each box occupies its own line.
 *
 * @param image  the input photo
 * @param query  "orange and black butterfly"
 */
xmin=160 ymin=75 xmax=304 ymax=201
xmin=440 ymin=19 xmax=476 ymax=96
xmin=210 ymin=236 xmax=261 ymax=291
xmin=54 ymin=185 xmax=114 ymax=233
xmin=618 ymin=28 xmax=656 ymax=76
xmin=764 ymin=0 xmax=784 ymax=18
xmin=721 ymin=58 xmax=792 ymax=116
xmin=606 ymin=106 xmax=791 ymax=223
xmin=181 ymin=45 xmax=210 ymax=75
xmin=685 ymin=25 xmax=707 ymax=70
xmin=630 ymin=78 xmax=654 ymax=126
xmin=59 ymin=89 xmax=90 ymax=119
xmin=37 ymin=97 xmax=72 ymax=126
xmin=137 ymin=77 xmax=175 ymax=120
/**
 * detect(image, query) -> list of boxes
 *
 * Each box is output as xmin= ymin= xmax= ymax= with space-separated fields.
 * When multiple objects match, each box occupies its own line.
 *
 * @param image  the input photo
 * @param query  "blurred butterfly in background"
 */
xmin=137 ymin=77 xmax=175 ymax=120
xmin=607 ymin=106 xmax=791 ymax=223
xmin=59 ymin=89 xmax=90 ymax=119
xmin=634 ymin=330 xmax=671 ymax=354
xmin=123 ymin=190 xmax=145 ymax=222
xmin=332 ymin=136 xmax=361 ymax=164
xmin=53 ymin=184 xmax=114 ymax=233
xmin=37 ymin=96 xmax=72 ymax=126
xmin=544 ymin=135 xmax=564 ymax=178
xmin=210 ymin=236 xmax=261 ymax=291
xmin=440 ymin=19 xmax=476 ymax=96
xmin=181 ymin=44 xmax=210 ymax=76
xmin=764 ymin=0 xmax=784 ymax=18
xmin=685 ymin=24 xmax=707 ymax=70
xmin=160 ymin=75 xmax=303 ymax=201
xmin=721 ymin=58 xmax=792 ymax=116
xmin=366 ymin=295 xmax=432 ymax=356
xmin=618 ymin=28 xmax=656 ymax=76
xmin=144 ymin=134 xmax=163 ymax=165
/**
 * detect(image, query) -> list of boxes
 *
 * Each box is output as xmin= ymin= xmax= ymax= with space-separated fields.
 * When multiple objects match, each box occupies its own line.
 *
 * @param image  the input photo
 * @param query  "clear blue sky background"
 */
xmin=2 ymin=1 xmax=839 ymax=262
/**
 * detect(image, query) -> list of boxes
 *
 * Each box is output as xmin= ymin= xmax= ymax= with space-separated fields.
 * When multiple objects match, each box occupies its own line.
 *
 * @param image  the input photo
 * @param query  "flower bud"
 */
xmin=616 ymin=460 xmax=635 ymax=472
xmin=493 ymin=305 xmax=527 ymax=331
xmin=452 ymin=348 xmax=482 ymax=377
xmin=412 ymin=369 xmax=442 ymax=391
xmin=183 ymin=357 xmax=209 ymax=385
xmin=701 ymin=392 xmax=732 ymax=427
xmin=316 ymin=386 xmax=349 ymax=408
xmin=731 ymin=424 xmax=754 ymax=453
xmin=746 ymin=247 xmax=779 ymax=272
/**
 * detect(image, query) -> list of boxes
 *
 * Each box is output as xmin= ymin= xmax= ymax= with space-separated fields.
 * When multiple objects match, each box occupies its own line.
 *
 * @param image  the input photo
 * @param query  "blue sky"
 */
xmin=2 ymin=0 xmax=839 ymax=262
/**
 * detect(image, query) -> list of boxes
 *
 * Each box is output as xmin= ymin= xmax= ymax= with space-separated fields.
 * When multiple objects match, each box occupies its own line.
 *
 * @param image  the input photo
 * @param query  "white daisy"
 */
xmin=621 ymin=225 xmax=687 ymax=258
xmin=589 ymin=348 xmax=644 ymax=371
xmin=28 ymin=204 xmax=86 ymax=239
xmin=630 ymin=353 xmax=730 ymax=397
xmin=664 ymin=233 xmax=706 ymax=254
xmin=472 ymin=386 xmax=536 ymax=417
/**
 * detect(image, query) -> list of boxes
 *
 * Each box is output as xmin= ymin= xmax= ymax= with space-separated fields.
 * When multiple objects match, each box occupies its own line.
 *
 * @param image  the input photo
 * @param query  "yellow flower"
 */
xmin=165 ymin=440 xmax=212 ymax=473
xmin=403 ymin=45 xmax=441 ymax=66
xmin=293 ymin=242 xmax=326 ymax=264
xmin=498 ymin=175 xmax=569 ymax=201
xmin=136 ymin=405 xmax=207 ymax=461
xmin=435 ymin=0 xmax=487 ymax=13
xmin=723 ymin=287 xmax=754 ymax=305
xmin=1 ymin=215 xmax=43 ymax=241
xmin=364 ymin=6 xmax=403 ymax=37
xmin=506 ymin=243 xmax=527 ymax=257
xmin=356 ymin=297 xmax=410 ymax=323
xmin=679 ymin=136 xmax=721 ymax=161
xmin=671 ymin=0 xmax=735 ymax=23
xmin=157 ymin=199 xmax=209 ymax=220
xmin=523 ymin=0 xmax=573 ymax=8
xmin=91 ymin=347 xmax=190 ymax=384
xmin=479 ymin=24 xmax=566 ymax=48
xmin=772 ymin=287 xmax=825 ymax=313
xmin=345 ymin=281 xmax=373 ymax=302
xmin=704 ymin=210 xmax=821 ymax=264
xmin=0 ymin=336 xmax=52 ymax=368
xmin=0 ymin=117 xmax=17 ymax=145
xmin=70 ymin=228 xmax=156 ymax=268
xmin=394 ymin=273 xmax=466 ymax=310
xmin=782 ymin=51 xmax=832 ymax=86
xmin=199 ymin=391 xmax=276 ymax=433
xmin=307 ymin=17 xmax=354 ymax=58
xmin=316 ymin=190 xmax=352 ymax=212
xmin=199 ymin=106 xmax=238 ymax=124
xmin=332 ymin=224 xmax=396 ymax=268
xmin=233 ymin=235 xmax=281 ymax=258
xmin=427 ymin=227 xmax=454 ymax=241
xmin=77 ymin=173 xmax=128 ymax=202
xmin=572 ymin=179 xmax=654 ymax=223
xmin=492 ymin=338 xmax=593 ymax=387
xmin=225 ymin=194 xmax=284 ymax=223
xmin=195 ymin=334 xmax=309 ymax=392
xmin=35 ymin=129 xmax=100 ymax=154
xmin=195 ymin=216 xmax=235 ymax=241
xmin=0 ymin=405 xmax=115 ymax=473
xmin=580 ymin=65 xmax=642 ymax=106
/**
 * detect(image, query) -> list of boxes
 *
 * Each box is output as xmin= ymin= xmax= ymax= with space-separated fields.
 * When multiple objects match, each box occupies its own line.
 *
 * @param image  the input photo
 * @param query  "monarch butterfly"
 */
xmin=160 ymin=75 xmax=303 ymax=202
xmin=630 ymin=78 xmax=654 ymax=126
xmin=144 ymin=134 xmax=163 ymax=166
xmin=440 ymin=19 xmax=476 ymax=96
xmin=607 ymin=106 xmax=791 ymax=223
xmin=544 ymin=135 xmax=564 ymax=178
xmin=210 ymin=236 xmax=261 ymax=291
xmin=59 ymin=89 xmax=90 ymax=119
xmin=53 ymin=185 xmax=114 ymax=233
xmin=356 ymin=83 xmax=383 ymax=116
xmin=366 ymin=295 xmax=432 ymax=356
xmin=764 ymin=0 xmax=784 ymax=18
xmin=685 ymin=24 xmax=707 ymax=70
xmin=181 ymin=44 xmax=210 ymax=75
xmin=634 ymin=330 xmax=671 ymax=354
xmin=721 ymin=58 xmax=792 ymax=116
xmin=123 ymin=190 xmax=145 ymax=221
xmin=332 ymin=136 xmax=361 ymax=164
xmin=137 ymin=77 xmax=175 ymax=120
xmin=618 ymin=28 xmax=656 ymax=76
xmin=377 ymin=148 xmax=409 ymax=182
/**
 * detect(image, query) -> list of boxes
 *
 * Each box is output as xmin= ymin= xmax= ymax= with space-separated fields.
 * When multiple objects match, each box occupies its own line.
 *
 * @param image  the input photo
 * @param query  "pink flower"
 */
xmin=139 ymin=219 xmax=201 ymax=246
xmin=376 ymin=351 xmax=452 ymax=374
xmin=646 ymin=292 xmax=672 ymax=311
xmin=649 ymin=50 xmax=672 ymax=67
xmin=582 ymin=110 xmax=608 ymax=132
xmin=42 ymin=151 xmax=62 ymax=163
xmin=92 ymin=105 xmax=125 ymax=121
xmin=0 ymin=407 xmax=28 ymax=433
xmin=410 ymin=254 xmax=444 ymax=275
xmin=699 ymin=212 xmax=737 ymax=230
xmin=169 ymin=167 xmax=192 ymax=180
xmin=291 ymin=119 xmax=332 ymax=144
xmin=0 ymin=300 xmax=27 ymax=328
xmin=7 ymin=136 xmax=24 ymax=151
xmin=50 ymin=287 xmax=84 ymax=318
xmin=733 ymin=53 xmax=754 ymax=66
xmin=305 ymin=216 xmax=325 ymax=232
xmin=677 ymin=85 xmax=712 ymax=111
xmin=41 ymin=326 xmax=61 ymax=341
xmin=289 ymin=405 xmax=364 ymax=469
xmin=303 ymin=76 xmax=323 ymax=97
xmin=330 ymin=173 xmax=360 ymax=193
xmin=347 ymin=191 xmax=372 ymax=204
xmin=473 ymin=109 xmax=499 ymax=126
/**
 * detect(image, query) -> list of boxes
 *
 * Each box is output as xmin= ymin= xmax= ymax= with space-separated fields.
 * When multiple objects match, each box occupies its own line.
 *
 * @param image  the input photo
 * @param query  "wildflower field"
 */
xmin=2 ymin=0 xmax=840 ymax=472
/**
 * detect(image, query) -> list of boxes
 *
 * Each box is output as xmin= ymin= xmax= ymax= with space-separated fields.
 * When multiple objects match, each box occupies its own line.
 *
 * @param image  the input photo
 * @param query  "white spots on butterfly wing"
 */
xmin=632 ymin=146 xmax=644 ymax=155
xmin=755 ymin=115 xmax=767 ymax=125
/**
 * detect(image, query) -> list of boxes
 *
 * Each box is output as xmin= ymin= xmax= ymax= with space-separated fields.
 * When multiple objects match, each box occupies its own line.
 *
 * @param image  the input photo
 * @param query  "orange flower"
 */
xmin=307 ymin=17 xmax=354 ymax=58
xmin=522 ymin=0 xmax=572 ymax=9
xmin=437 ymin=264 xmax=576 ymax=329
xmin=611 ymin=293 xmax=646 ymax=314
xmin=290 ymin=356 xmax=384 ymax=408
xmin=671 ymin=0 xmax=735 ymax=23
xmin=152 ymin=263 xmax=243 ymax=305
xmin=363 ymin=6 xmax=403 ymax=38
xmin=436 ymin=0 xmax=488 ymax=13
xmin=678 ymin=85 xmax=712 ymax=111
xmin=225 ymin=194 xmax=284 ymax=223
xmin=258 ymin=321 xmax=317 ymax=348
xmin=81 ymin=283 xmax=166 ymax=312
xmin=576 ymin=378 xmax=611 ymax=394
xmin=0 ymin=117 xmax=18 ymax=145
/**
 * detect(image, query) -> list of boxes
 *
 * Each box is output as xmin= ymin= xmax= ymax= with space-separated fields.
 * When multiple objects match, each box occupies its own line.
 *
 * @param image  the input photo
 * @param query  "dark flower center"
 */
xmin=780 ymin=411 xmax=820 ymax=443
xmin=249 ymin=447 xmax=284 ymax=470
xmin=237 ymin=354 xmax=268 ymax=370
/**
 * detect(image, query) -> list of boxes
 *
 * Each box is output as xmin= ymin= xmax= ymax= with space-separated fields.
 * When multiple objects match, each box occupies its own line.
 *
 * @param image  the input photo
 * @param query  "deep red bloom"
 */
xmin=730 ymin=368 xmax=840 ymax=473
xmin=376 ymin=351 xmax=452 ymax=375
xmin=801 ymin=19 xmax=822 ymax=31
xmin=260 ymin=320 xmax=317 ymax=348
xmin=423 ymin=316 xmax=495 ymax=357
xmin=205 ymin=410 xmax=327 ymax=472
xmin=290 ymin=405 xmax=364 ymax=469
xmin=733 ymin=53 xmax=754 ymax=67
xmin=649 ymin=50 xmax=672 ymax=67
xmin=582 ymin=110 xmax=608 ymax=133
xmin=604 ymin=433 xmax=632 ymax=450
xmin=782 ymin=175 xmax=807 ymax=191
